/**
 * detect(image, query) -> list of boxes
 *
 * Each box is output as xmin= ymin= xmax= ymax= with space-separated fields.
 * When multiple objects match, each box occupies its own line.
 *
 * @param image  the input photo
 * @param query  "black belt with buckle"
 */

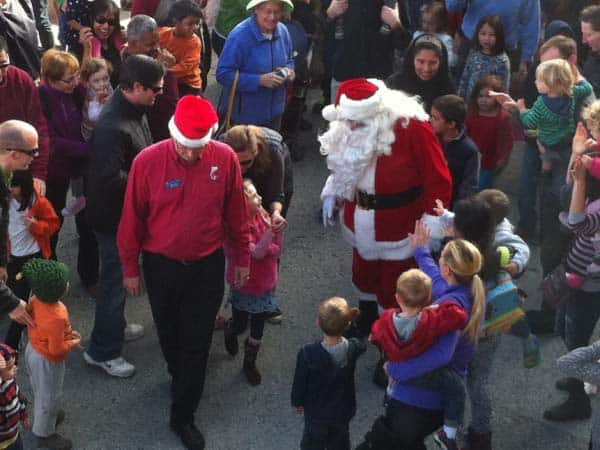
xmin=356 ymin=185 xmax=423 ymax=210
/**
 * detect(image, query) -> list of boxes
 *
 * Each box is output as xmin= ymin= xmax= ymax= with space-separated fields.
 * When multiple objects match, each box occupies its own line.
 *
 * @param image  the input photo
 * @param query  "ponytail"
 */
xmin=464 ymin=274 xmax=485 ymax=342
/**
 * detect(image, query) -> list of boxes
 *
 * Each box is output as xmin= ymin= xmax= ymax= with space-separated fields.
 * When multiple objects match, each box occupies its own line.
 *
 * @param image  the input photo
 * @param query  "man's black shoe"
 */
xmin=543 ymin=394 xmax=591 ymax=422
xmin=555 ymin=377 xmax=581 ymax=392
xmin=526 ymin=309 xmax=557 ymax=335
xmin=170 ymin=422 xmax=205 ymax=450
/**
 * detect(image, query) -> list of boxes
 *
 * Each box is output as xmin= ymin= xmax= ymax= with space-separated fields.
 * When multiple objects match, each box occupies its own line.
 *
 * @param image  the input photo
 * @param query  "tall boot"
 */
xmin=372 ymin=350 xmax=388 ymax=389
xmin=243 ymin=338 xmax=261 ymax=386
xmin=544 ymin=379 xmax=592 ymax=421
xmin=467 ymin=427 xmax=492 ymax=450
xmin=224 ymin=319 xmax=238 ymax=356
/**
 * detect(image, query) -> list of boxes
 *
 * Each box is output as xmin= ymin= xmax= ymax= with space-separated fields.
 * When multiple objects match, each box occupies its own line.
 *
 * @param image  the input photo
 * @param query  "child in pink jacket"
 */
xmin=224 ymin=179 xmax=283 ymax=386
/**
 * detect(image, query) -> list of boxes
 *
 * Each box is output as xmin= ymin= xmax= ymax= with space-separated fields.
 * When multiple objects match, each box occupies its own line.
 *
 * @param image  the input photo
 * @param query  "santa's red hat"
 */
xmin=168 ymin=96 xmax=219 ymax=148
xmin=322 ymin=78 xmax=385 ymax=122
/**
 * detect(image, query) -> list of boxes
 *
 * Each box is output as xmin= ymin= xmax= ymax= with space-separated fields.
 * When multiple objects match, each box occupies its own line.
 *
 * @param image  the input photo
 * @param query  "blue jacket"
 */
xmin=445 ymin=0 xmax=540 ymax=63
xmin=387 ymin=246 xmax=476 ymax=411
xmin=216 ymin=16 xmax=294 ymax=126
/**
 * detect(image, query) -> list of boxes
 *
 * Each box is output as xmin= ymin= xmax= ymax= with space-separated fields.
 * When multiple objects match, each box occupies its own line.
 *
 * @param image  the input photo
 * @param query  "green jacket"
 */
xmin=215 ymin=0 xmax=251 ymax=37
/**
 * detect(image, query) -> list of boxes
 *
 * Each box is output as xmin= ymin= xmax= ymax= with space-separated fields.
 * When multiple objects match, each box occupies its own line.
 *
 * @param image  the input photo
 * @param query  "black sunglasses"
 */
xmin=9 ymin=148 xmax=39 ymax=158
xmin=95 ymin=16 xmax=118 ymax=26
xmin=144 ymin=85 xmax=163 ymax=94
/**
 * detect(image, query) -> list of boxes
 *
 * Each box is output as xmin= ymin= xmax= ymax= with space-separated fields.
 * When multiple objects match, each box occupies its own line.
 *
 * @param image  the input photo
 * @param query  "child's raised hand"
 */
xmin=516 ymin=99 xmax=526 ymax=112
xmin=488 ymin=91 xmax=512 ymax=104
xmin=580 ymin=154 xmax=593 ymax=169
xmin=408 ymin=219 xmax=430 ymax=249
xmin=572 ymin=122 xmax=590 ymax=156
xmin=433 ymin=199 xmax=446 ymax=217
xmin=571 ymin=157 xmax=587 ymax=182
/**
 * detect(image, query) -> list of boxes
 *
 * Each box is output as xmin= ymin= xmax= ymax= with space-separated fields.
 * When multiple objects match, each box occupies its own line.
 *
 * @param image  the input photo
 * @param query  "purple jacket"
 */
xmin=386 ymin=246 xmax=476 ymax=411
xmin=38 ymin=84 xmax=91 ymax=180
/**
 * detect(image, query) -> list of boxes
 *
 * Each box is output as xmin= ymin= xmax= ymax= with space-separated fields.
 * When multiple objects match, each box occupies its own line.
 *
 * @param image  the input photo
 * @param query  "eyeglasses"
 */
xmin=59 ymin=74 xmax=80 ymax=85
xmin=95 ymin=16 xmax=118 ymax=26
xmin=144 ymin=84 xmax=164 ymax=94
xmin=9 ymin=148 xmax=39 ymax=158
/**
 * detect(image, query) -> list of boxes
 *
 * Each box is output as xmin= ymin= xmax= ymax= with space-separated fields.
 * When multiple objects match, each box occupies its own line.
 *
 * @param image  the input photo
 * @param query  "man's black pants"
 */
xmin=142 ymin=249 xmax=225 ymax=425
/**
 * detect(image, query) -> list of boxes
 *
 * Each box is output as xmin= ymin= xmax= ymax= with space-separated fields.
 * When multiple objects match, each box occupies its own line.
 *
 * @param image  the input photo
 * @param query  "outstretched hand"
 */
xmin=572 ymin=122 xmax=590 ymax=156
xmin=433 ymin=199 xmax=446 ymax=217
xmin=408 ymin=219 xmax=431 ymax=249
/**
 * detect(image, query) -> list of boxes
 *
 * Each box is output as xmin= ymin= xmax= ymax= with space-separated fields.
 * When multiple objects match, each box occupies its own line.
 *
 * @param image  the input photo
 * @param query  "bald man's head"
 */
xmin=0 ymin=120 xmax=38 ymax=151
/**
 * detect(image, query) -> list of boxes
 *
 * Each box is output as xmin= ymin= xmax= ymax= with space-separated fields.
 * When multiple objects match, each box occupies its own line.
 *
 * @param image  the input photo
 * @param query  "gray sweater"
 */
xmin=557 ymin=341 xmax=600 ymax=450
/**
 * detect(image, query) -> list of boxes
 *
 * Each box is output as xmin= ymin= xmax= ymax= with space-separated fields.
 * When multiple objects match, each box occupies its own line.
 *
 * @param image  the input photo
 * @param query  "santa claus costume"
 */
xmin=320 ymin=78 xmax=452 ymax=336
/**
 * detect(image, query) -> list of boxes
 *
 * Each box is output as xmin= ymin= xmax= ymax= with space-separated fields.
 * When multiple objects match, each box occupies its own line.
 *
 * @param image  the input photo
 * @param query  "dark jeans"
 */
xmin=556 ymin=289 xmax=600 ymax=351
xmin=230 ymin=307 xmax=266 ymax=341
xmin=46 ymin=177 xmax=99 ymax=288
xmin=210 ymin=29 xmax=226 ymax=57
xmin=5 ymin=252 xmax=41 ymax=349
xmin=87 ymin=232 xmax=125 ymax=362
xmin=142 ymin=249 xmax=225 ymax=425
xmin=31 ymin=0 xmax=54 ymax=50
xmin=517 ymin=141 xmax=541 ymax=236
xmin=7 ymin=434 xmax=23 ymax=450
xmin=360 ymin=398 xmax=443 ymax=450
xmin=301 ymin=420 xmax=350 ymax=450
xmin=406 ymin=367 xmax=465 ymax=428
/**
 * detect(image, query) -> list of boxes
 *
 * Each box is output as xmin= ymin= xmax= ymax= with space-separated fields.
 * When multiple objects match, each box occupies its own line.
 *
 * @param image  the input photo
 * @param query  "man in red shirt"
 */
xmin=118 ymin=96 xmax=250 ymax=450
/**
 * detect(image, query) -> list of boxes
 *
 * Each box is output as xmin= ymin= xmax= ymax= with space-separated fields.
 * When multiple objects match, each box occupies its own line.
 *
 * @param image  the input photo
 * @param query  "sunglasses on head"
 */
xmin=95 ymin=16 xmax=118 ymax=26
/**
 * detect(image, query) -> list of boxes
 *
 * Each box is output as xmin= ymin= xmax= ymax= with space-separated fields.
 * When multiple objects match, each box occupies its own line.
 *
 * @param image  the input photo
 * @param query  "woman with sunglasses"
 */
xmin=38 ymin=49 xmax=99 ymax=297
xmin=79 ymin=0 xmax=124 ymax=87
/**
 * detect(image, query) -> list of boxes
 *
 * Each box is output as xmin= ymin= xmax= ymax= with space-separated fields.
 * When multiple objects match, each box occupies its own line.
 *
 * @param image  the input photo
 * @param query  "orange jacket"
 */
xmin=27 ymin=297 xmax=79 ymax=363
xmin=12 ymin=195 xmax=60 ymax=259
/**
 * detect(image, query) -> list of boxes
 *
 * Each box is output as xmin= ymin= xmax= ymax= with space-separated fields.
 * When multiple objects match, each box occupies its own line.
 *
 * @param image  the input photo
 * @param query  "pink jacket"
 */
xmin=225 ymin=209 xmax=283 ymax=295
xmin=91 ymin=35 xmax=125 ymax=58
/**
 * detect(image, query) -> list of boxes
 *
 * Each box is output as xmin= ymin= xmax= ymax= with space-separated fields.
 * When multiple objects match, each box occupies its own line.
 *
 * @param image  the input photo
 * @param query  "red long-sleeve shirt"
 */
xmin=465 ymin=109 xmax=514 ymax=171
xmin=118 ymin=139 xmax=250 ymax=278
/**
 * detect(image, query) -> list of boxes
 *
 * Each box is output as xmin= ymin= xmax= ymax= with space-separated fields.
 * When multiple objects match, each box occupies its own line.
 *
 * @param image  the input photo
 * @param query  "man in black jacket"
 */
xmin=581 ymin=5 xmax=600 ymax=98
xmin=84 ymin=55 xmax=165 ymax=379
xmin=0 ymin=120 xmax=38 ymax=328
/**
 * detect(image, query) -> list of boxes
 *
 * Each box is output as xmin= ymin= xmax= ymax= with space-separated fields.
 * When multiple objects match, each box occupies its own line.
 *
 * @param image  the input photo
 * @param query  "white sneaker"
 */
xmin=124 ymin=323 xmax=144 ymax=342
xmin=83 ymin=352 xmax=136 ymax=378
xmin=585 ymin=382 xmax=598 ymax=395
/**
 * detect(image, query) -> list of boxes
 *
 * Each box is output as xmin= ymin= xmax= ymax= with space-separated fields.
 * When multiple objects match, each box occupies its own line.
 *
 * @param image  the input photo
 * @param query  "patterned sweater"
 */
xmin=520 ymin=81 xmax=593 ymax=149
xmin=458 ymin=50 xmax=510 ymax=100
xmin=0 ymin=378 xmax=27 ymax=449
xmin=565 ymin=211 xmax=600 ymax=292
xmin=557 ymin=341 xmax=600 ymax=450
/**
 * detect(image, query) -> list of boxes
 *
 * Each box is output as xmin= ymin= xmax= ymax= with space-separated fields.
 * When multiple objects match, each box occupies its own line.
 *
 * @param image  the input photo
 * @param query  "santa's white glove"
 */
xmin=322 ymin=196 xmax=337 ymax=227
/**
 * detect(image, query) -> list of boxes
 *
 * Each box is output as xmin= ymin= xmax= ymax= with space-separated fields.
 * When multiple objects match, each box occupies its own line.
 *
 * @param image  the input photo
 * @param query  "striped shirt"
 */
xmin=566 ymin=211 xmax=600 ymax=292
xmin=0 ymin=379 xmax=27 ymax=449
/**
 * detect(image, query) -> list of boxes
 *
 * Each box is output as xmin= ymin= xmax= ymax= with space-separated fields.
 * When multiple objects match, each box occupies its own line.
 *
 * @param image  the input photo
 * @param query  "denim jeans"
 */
xmin=517 ymin=141 xmax=541 ymax=236
xmin=87 ymin=232 xmax=126 ymax=362
xmin=31 ymin=0 xmax=54 ymax=50
xmin=556 ymin=289 xmax=600 ymax=351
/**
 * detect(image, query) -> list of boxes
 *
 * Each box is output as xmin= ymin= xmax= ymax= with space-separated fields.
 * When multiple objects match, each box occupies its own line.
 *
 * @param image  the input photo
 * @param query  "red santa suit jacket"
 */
xmin=340 ymin=119 xmax=452 ymax=261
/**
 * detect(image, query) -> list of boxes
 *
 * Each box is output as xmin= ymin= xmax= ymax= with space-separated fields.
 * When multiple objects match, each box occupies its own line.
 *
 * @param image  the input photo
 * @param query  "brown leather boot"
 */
xmin=243 ymin=338 xmax=261 ymax=385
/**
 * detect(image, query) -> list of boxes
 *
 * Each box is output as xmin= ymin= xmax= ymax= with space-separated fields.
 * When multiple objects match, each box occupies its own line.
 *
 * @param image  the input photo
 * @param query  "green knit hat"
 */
xmin=18 ymin=259 xmax=69 ymax=303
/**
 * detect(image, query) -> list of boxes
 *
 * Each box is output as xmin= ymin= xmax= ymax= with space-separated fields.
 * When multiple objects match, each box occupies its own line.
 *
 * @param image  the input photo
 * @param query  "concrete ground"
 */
xmin=13 ymin=9 xmax=596 ymax=450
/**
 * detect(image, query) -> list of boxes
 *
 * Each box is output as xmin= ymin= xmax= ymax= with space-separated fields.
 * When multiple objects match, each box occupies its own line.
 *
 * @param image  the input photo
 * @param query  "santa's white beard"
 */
xmin=319 ymin=119 xmax=394 ymax=201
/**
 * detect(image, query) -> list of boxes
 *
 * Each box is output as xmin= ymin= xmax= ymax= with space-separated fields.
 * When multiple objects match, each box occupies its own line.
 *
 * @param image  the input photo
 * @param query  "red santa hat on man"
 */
xmin=168 ymin=95 xmax=219 ymax=148
xmin=322 ymin=78 xmax=387 ymax=122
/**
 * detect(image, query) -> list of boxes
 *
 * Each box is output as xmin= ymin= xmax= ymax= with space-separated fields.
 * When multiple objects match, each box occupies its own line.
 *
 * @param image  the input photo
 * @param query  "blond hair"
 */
xmin=41 ymin=49 xmax=79 ymax=83
xmin=440 ymin=239 xmax=485 ymax=342
xmin=318 ymin=297 xmax=359 ymax=336
xmin=583 ymin=100 xmax=600 ymax=138
xmin=535 ymin=59 xmax=575 ymax=97
xmin=80 ymin=57 xmax=112 ymax=82
xmin=396 ymin=269 xmax=432 ymax=309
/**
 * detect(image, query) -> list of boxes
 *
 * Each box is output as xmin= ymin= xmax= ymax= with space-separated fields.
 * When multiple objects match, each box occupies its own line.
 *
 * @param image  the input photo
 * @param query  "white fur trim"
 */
xmin=337 ymin=89 xmax=383 ymax=122
xmin=168 ymin=119 xmax=218 ymax=148
xmin=322 ymin=104 xmax=338 ymax=122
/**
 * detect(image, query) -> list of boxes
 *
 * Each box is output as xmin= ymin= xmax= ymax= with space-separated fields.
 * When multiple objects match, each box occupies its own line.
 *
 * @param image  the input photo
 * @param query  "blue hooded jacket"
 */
xmin=216 ymin=15 xmax=294 ymax=126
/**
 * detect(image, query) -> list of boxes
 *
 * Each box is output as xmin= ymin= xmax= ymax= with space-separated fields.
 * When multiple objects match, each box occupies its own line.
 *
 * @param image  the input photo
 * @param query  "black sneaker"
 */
xmin=543 ymin=394 xmax=591 ymax=421
xmin=433 ymin=430 xmax=458 ymax=450
xmin=170 ymin=422 xmax=205 ymax=450
xmin=265 ymin=308 xmax=283 ymax=324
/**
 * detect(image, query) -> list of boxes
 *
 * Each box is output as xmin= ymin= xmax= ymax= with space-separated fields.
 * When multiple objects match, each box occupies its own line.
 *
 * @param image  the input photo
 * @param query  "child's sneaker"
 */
xmin=585 ymin=382 xmax=599 ymax=395
xmin=61 ymin=196 xmax=86 ymax=216
xmin=433 ymin=430 xmax=458 ymax=450
xmin=523 ymin=334 xmax=541 ymax=369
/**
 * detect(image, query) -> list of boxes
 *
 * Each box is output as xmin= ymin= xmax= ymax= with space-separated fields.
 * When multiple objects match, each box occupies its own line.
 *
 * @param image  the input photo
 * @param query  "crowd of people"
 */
xmin=1 ymin=0 xmax=600 ymax=449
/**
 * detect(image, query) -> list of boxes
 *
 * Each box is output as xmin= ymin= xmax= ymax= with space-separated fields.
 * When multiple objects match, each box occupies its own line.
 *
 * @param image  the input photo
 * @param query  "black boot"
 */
xmin=544 ymin=380 xmax=592 ymax=421
xmin=467 ymin=428 xmax=492 ymax=450
xmin=372 ymin=352 xmax=388 ymax=389
xmin=555 ymin=377 xmax=581 ymax=392
xmin=224 ymin=320 xmax=238 ymax=356
xmin=526 ymin=309 xmax=556 ymax=335
xmin=243 ymin=338 xmax=261 ymax=385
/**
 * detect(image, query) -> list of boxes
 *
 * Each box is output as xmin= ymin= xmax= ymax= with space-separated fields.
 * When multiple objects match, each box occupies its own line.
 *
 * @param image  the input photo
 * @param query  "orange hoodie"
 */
xmin=27 ymin=297 xmax=79 ymax=363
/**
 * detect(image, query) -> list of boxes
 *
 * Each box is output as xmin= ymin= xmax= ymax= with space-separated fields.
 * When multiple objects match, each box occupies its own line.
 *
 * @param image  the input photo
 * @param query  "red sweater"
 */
xmin=371 ymin=302 xmax=468 ymax=361
xmin=465 ymin=109 xmax=514 ymax=171
xmin=0 ymin=66 xmax=50 ymax=180
xmin=118 ymin=139 xmax=250 ymax=278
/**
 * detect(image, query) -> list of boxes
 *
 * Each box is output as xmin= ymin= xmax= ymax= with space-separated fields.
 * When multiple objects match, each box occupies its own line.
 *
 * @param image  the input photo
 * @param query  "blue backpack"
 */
xmin=482 ymin=271 xmax=525 ymax=337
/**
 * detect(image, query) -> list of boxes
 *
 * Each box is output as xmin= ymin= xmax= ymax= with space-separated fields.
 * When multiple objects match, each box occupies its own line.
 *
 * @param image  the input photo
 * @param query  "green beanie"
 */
xmin=19 ymin=259 xmax=69 ymax=303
